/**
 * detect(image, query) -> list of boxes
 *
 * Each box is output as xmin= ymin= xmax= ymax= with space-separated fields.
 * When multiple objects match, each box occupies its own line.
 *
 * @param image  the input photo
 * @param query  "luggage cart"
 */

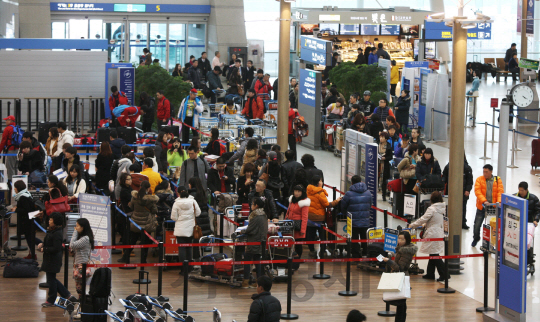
xmin=237 ymin=125 xmax=265 ymax=138
xmin=200 ymin=129 xmax=236 ymax=143
xmin=528 ymin=223 xmax=536 ymax=276
xmin=261 ymin=136 xmax=277 ymax=151
xmin=357 ymin=227 xmax=386 ymax=272
xmin=265 ymin=221 xmax=295 ymax=283
xmin=54 ymin=297 xmax=79 ymax=322
xmin=208 ymin=103 xmax=224 ymax=118
xmin=199 ymin=117 xmax=219 ymax=131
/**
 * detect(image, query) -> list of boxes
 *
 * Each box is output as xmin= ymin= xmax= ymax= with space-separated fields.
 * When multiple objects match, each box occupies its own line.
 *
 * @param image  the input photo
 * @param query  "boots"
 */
xmin=23 ymin=252 xmax=37 ymax=260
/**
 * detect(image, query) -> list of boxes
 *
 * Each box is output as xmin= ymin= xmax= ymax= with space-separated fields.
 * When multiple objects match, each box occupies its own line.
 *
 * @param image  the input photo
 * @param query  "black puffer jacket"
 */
xmin=141 ymin=97 xmax=156 ymax=124
xmin=415 ymin=158 xmax=441 ymax=182
xmin=41 ymin=227 xmax=64 ymax=273
xmin=248 ymin=189 xmax=278 ymax=220
xmin=247 ymin=292 xmax=282 ymax=322
xmin=515 ymin=192 xmax=540 ymax=223
xmin=442 ymin=160 xmax=473 ymax=194
xmin=189 ymin=189 xmax=211 ymax=237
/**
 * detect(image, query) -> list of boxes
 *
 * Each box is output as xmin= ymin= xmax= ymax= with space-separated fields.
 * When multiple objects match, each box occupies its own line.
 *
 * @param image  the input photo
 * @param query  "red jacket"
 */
xmin=109 ymin=92 xmax=128 ymax=111
xmin=285 ymin=196 xmax=311 ymax=239
xmin=117 ymin=106 xmax=141 ymax=127
xmin=0 ymin=124 xmax=16 ymax=151
xmin=288 ymin=108 xmax=298 ymax=135
xmin=254 ymin=79 xmax=273 ymax=96
xmin=242 ymin=96 xmax=265 ymax=120
xmin=157 ymin=96 xmax=171 ymax=121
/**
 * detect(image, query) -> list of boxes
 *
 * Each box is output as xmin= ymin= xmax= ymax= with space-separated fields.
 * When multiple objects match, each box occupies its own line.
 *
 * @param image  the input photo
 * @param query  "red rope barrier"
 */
xmin=321 ymin=225 xmax=347 ymax=240
xmin=371 ymin=206 xmax=409 ymax=223
xmin=163 ymin=242 xmax=260 ymax=247
xmin=222 ymin=215 xmax=241 ymax=226
xmin=144 ymin=230 xmax=159 ymax=244
xmin=95 ymin=244 xmax=158 ymax=249
xmin=178 ymin=120 xmax=227 ymax=146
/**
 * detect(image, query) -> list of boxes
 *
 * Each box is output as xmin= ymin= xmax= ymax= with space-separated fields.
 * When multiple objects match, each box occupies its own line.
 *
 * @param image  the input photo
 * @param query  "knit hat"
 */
xmin=190 ymin=88 xmax=198 ymax=94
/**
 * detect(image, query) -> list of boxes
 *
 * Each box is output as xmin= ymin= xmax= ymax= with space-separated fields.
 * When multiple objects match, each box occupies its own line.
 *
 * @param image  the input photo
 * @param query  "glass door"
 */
xmin=149 ymin=23 xmax=167 ymax=68
xmin=52 ymin=21 xmax=69 ymax=39
xmin=168 ymin=23 xmax=186 ymax=72
xmin=129 ymin=22 xmax=148 ymax=65
xmin=103 ymin=20 xmax=126 ymax=63
xmin=69 ymin=19 xmax=88 ymax=39
xmin=187 ymin=23 xmax=206 ymax=63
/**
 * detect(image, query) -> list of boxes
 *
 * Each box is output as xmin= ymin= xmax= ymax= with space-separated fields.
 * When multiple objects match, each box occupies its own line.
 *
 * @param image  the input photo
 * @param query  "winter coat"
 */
xmin=94 ymin=154 xmax=114 ymax=189
xmin=442 ymin=161 xmax=473 ymax=194
xmin=515 ymin=192 xmax=540 ymax=223
xmin=157 ymin=96 xmax=171 ymax=121
xmin=289 ymin=90 xmax=298 ymax=110
xmin=242 ymin=96 xmax=265 ymax=120
xmin=474 ymin=175 xmax=504 ymax=210
xmin=119 ymin=185 xmax=133 ymax=213
xmin=128 ymin=190 xmax=159 ymax=231
xmin=358 ymin=99 xmax=376 ymax=116
xmin=141 ymin=97 xmax=156 ymax=124
xmin=286 ymin=196 xmax=310 ymax=239
xmin=140 ymin=167 xmax=162 ymax=194
xmin=248 ymin=189 xmax=278 ymax=220
xmin=15 ymin=194 xmax=35 ymax=228
xmin=171 ymin=195 xmax=201 ymax=237
xmin=18 ymin=150 xmax=44 ymax=174
xmin=386 ymin=243 xmax=419 ymax=275
xmin=45 ymin=137 xmax=58 ymax=156
xmin=0 ymin=123 xmax=17 ymax=151
xmin=377 ymin=48 xmax=391 ymax=60
xmin=304 ymin=166 xmax=324 ymax=184
xmin=397 ymin=153 xmax=421 ymax=183
xmin=41 ymin=227 xmax=64 ymax=273
xmin=237 ymin=175 xmax=257 ymax=204
xmin=415 ymin=158 xmax=441 ymax=182
xmin=254 ymin=79 xmax=273 ymax=96
xmin=197 ymin=57 xmax=212 ymax=78
xmin=207 ymin=163 xmax=236 ymax=193
xmin=281 ymin=160 xmax=303 ymax=190
xmin=110 ymin=138 xmax=126 ymax=159
xmin=341 ymin=182 xmax=372 ymax=228
xmin=245 ymin=208 xmax=268 ymax=254
xmin=307 ymin=185 xmax=338 ymax=221
xmin=113 ymin=157 xmax=132 ymax=199
xmin=394 ymin=95 xmax=411 ymax=125
xmin=372 ymin=106 xmax=394 ymax=124
xmin=154 ymin=141 xmax=168 ymax=173
xmin=63 ymin=177 xmax=87 ymax=198
xmin=188 ymin=67 xmax=202 ymax=89
xmin=368 ymin=121 xmax=385 ymax=139
xmin=410 ymin=202 xmax=445 ymax=254
xmin=247 ymin=291 xmax=282 ymax=322
xmin=62 ymin=154 xmax=85 ymax=173
xmin=243 ymin=149 xmax=258 ymax=165
xmin=55 ymin=130 xmax=75 ymax=157
xmin=203 ymin=140 xmax=222 ymax=157
xmin=178 ymin=157 xmax=210 ymax=190
xmin=228 ymin=137 xmax=249 ymax=165
xmin=207 ymin=70 xmax=223 ymax=90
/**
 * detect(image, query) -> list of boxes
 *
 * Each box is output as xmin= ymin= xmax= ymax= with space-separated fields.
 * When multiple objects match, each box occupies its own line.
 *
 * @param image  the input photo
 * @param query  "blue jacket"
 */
xmin=341 ymin=182 xmax=372 ymax=228
xmin=368 ymin=53 xmax=378 ymax=65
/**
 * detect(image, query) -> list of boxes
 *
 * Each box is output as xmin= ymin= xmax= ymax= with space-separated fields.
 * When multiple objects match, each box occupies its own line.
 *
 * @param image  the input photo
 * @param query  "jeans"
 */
xmin=387 ymin=299 xmax=407 ymax=322
xmin=473 ymin=208 xmax=486 ymax=241
xmin=307 ymin=224 xmax=326 ymax=255
xmin=122 ymin=231 xmax=149 ymax=263
xmin=352 ymin=227 xmax=368 ymax=258
xmin=46 ymin=272 xmax=70 ymax=303
xmin=243 ymin=252 xmax=261 ymax=281
xmin=426 ymin=254 xmax=446 ymax=278
xmin=288 ymin=134 xmax=297 ymax=161
xmin=462 ymin=195 xmax=469 ymax=225
xmin=177 ymin=236 xmax=193 ymax=273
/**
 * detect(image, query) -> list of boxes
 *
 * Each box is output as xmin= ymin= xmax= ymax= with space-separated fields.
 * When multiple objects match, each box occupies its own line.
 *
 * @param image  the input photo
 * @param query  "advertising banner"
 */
xmin=299 ymin=68 xmax=320 ymax=107
xmin=518 ymin=58 xmax=539 ymax=70
xmin=365 ymin=143 xmax=378 ymax=226
xmin=118 ymin=67 xmax=135 ymax=105
xmin=79 ymin=193 xmax=111 ymax=264
xmin=517 ymin=0 xmax=534 ymax=37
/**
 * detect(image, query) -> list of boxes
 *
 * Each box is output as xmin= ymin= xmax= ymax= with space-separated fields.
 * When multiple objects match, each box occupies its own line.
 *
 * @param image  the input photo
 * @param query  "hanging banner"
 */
xmin=517 ymin=0 xmax=535 ymax=37
xmin=79 ymin=193 xmax=112 ymax=264
xmin=118 ymin=67 xmax=135 ymax=106
xmin=365 ymin=143 xmax=378 ymax=226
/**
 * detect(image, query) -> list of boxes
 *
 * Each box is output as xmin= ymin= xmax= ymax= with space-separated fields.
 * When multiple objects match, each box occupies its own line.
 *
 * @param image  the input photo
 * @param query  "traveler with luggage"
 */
xmin=247 ymin=275 xmax=282 ymax=322
xmin=156 ymin=90 xmax=171 ymax=130
xmin=301 ymin=154 xmax=324 ymax=183
xmin=1 ymin=115 xmax=22 ymax=179
xmin=179 ymin=146 xmax=211 ymax=190
xmin=178 ymin=89 xmax=204 ymax=144
xmin=326 ymin=97 xmax=346 ymax=120
xmin=306 ymin=175 xmax=342 ymax=258
xmin=13 ymin=180 xmax=38 ymax=260
xmin=139 ymin=92 xmax=155 ymax=133
xmin=208 ymin=157 xmax=236 ymax=195
xmin=341 ymin=175 xmax=372 ymax=257
xmin=118 ymin=181 xmax=158 ymax=263
xmin=515 ymin=181 xmax=540 ymax=225
xmin=258 ymin=151 xmax=285 ymax=201
xmin=140 ymin=158 xmax=162 ymax=194
xmin=248 ymin=180 xmax=279 ymax=221
xmin=415 ymin=148 xmax=441 ymax=187
xmin=381 ymin=230 xmax=418 ymax=322
xmin=167 ymin=138 xmax=188 ymax=177
xmin=45 ymin=127 xmax=59 ymax=158
xmin=70 ymin=218 xmax=94 ymax=298
xmin=238 ymin=163 xmax=258 ymax=205
xmin=409 ymin=191 xmax=448 ymax=281
xmin=288 ymin=102 xmax=299 ymax=159
xmin=228 ymin=127 xmax=255 ymax=166
xmin=18 ymin=140 xmax=45 ymax=177
xmin=285 ymin=185 xmax=310 ymax=258
xmin=242 ymin=197 xmax=268 ymax=288
xmin=442 ymin=155 xmax=474 ymax=229
xmin=39 ymin=212 xmax=78 ymax=307
xmin=242 ymin=89 xmax=265 ymax=120
xmin=281 ymin=150 xmax=303 ymax=196
xmin=203 ymin=128 xmax=223 ymax=157
xmin=154 ymin=131 xmax=171 ymax=174
xmin=379 ymin=132 xmax=394 ymax=202
xmin=63 ymin=165 xmax=87 ymax=202
xmin=171 ymin=186 xmax=201 ymax=275
xmin=394 ymin=90 xmax=411 ymax=135
xmin=94 ymin=141 xmax=114 ymax=193
xmin=397 ymin=144 xmax=421 ymax=195
xmin=188 ymin=177 xmax=211 ymax=248
xmin=472 ymin=164 xmax=504 ymax=247
xmin=109 ymin=86 xmax=128 ymax=111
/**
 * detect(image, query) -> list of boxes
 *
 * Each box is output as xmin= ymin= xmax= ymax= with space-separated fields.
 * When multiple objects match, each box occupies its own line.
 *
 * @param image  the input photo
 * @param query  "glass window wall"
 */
xmin=130 ymin=22 xmax=148 ymax=65
xmin=187 ymin=23 xmax=206 ymax=63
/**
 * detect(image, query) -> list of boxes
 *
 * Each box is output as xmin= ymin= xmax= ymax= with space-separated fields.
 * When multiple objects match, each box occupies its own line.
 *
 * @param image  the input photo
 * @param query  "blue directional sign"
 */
xmin=300 ymin=35 xmax=333 ymax=66
xmin=299 ymin=68 xmax=320 ymax=107
xmin=405 ymin=61 xmax=429 ymax=68
xmin=384 ymin=228 xmax=399 ymax=253
xmin=424 ymin=21 xmax=492 ymax=40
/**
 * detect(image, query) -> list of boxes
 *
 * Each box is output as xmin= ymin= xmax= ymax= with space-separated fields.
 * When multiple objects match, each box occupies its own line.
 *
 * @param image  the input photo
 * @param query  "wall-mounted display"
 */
xmin=301 ymin=24 xmax=319 ymax=35
xmin=319 ymin=23 xmax=340 ymax=36
xmin=380 ymin=24 xmax=400 ymax=36
xmin=340 ymin=24 xmax=360 ymax=35
xmin=361 ymin=24 xmax=379 ymax=36
xmin=400 ymin=25 xmax=419 ymax=36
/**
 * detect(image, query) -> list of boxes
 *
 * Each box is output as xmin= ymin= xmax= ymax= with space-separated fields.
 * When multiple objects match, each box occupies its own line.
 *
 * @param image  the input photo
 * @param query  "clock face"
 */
xmin=512 ymin=85 xmax=534 ymax=108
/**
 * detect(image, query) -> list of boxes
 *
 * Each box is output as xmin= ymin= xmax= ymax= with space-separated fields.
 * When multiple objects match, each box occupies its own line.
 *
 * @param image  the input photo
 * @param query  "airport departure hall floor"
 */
xmin=2 ymin=77 xmax=540 ymax=321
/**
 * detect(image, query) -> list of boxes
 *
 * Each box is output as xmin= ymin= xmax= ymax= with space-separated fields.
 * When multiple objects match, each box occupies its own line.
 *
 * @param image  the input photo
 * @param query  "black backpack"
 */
xmin=89 ymin=267 xmax=111 ymax=298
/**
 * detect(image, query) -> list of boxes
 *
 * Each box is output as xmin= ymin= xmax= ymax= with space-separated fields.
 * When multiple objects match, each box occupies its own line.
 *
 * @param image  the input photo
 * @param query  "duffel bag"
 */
xmin=387 ymin=178 xmax=403 ymax=193
xmin=420 ymin=173 xmax=444 ymax=190
xmin=3 ymin=258 xmax=39 ymax=278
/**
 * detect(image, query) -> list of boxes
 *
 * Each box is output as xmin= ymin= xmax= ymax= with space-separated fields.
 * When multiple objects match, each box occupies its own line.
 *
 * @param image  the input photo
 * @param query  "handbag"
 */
xmin=238 ymin=84 xmax=245 ymax=96
xmin=378 ymin=272 xmax=405 ymax=292
xmin=285 ymin=207 xmax=302 ymax=231
xmin=45 ymin=188 xmax=71 ymax=216
xmin=192 ymin=202 xmax=203 ymax=240
xmin=259 ymin=164 xmax=270 ymax=183
xmin=383 ymin=276 xmax=411 ymax=301
xmin=413 ymin=183 xmax=420 ymax=194
xmin=420 ymin=168 xmax=444 ymax=190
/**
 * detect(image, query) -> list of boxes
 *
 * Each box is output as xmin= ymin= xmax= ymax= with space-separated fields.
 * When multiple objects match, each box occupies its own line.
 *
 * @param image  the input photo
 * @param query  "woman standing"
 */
xmin=154 ymin=132 xmax=170 ymax=174
xmin=140 ymin=92 xmax=155 ymax=133
xmin=70 ymin=218 xmax=94 ymax=297
xmin=172 ymin=63 xmax=182 ymax=77
xmin=394 ymin=90 xmax=411 ymax=134
xmin=409 ymin=191 xmax=447 ymax=281
xmin=306 ymin=175 xmax=341 ymax=258
xmin=237 ymin=163 xmax=258 ymax=204
xmin=415 ymin=147 xmax=441 ymax=184
xmin=397 ymin=144 xmax=421 ymax=195
xmin=95 ymin=141 xmax=114 ymax=192
xmin=379 ymin=132 xmax=393 ymax=201
xmin=118 ymin=173 xmax=133 ymax=244
xmin=118 ymin=181 xmax=158 ymax=263
xmin=241 ymin=197 xmax=268 ymax=288
xmin=167 ymin=138 xmax=188 ymax=176
xmin=203 ymin=128 xmax=222 ymax=156
xmin=63 ymin=165 xmax=86 ymax=203
xmin=382 ymin=231 xmax=418 ymax=322
xmin=285 ymin=185 xmax=310 ymax=258
xmin=46 ymin=127 xmax=59 ymax=158
xmin=188 ymin=177 xmax=211 ymax=237
xmin=410 ymin=128 xmax=423 ymax=147
xmin=39 ymin=212 xmax=77 ymax=307
xmin=227 ymin=67 xmax=243 ymax=96
xmin=13 ymin=180 xmax=38 ymax=260
xmin=171 ymin=186 xmax=201 ymax=274
xmin=42 ymin=175 xmax=69 ymax=228
xmin=239 ymin=139 xmax=259 ymax=175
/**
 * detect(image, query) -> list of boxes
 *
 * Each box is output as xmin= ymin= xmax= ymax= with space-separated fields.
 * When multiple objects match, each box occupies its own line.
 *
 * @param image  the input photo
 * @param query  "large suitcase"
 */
xmin=117 ymin=126 xmax=137 ymax=144
xmin=2 ymin=258 xmax=39 ymax=278
xmin=38 ymin=122 xmax=57 ymax=145
xmin=387 ymin=178 xmax=403 ymax=193
xmin=81 ymin=296 xmax=108 ymax=322
xmin=532 ymin=139 xmax=540 ymax=169
xmin=200 ymin=253 xmax=228 ymax=276
xmin=96 ymin=128 xmax=110 ymax=143
xmin=214 ymin=258 xmax=234 ymax=276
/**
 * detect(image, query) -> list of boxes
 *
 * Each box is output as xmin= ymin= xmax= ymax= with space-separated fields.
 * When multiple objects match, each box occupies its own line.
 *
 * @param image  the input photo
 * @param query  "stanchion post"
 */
xmin=476 ymin=250 xmax=494 ymax=312
xmin=280 ymin=256 xmax=299 ymax=320
xmin=480 ymin=122 xmax=491 ymax=160
xmin=437 ymin=238 xmax=455 ymax=294
xmin=333 ymin=187 xmax=337 ymax=201
xmin=133 ymin=230 xmax=151 ymax=285
xmin=383 ymin=209 xmax=388 ymax=228
xmin=27 ymin=99 xmax=32 ymax=131
xmin=35 ymin=99 xmax=39 ymax=132
xmin=81 ymin=263 xmax=87 ymax=305
xmin=219 ymin=212 xmax=224 ymax=254
xmin=64 ymin=243 xmax=69 ymax=288
xmin=313 ymin=226 xmax=330 ymax=280
xmin=158 ymin=242 xmax=164 ymax=297
xmin=514 ymin=116 xmax=522 ymax=151
xmin=183 ymin=259 xmax=189 ymax=312
xmin=338 ymin=237 xmax=357 ymax=296
xmin=508 ymin=130 xmax=518 ymax=169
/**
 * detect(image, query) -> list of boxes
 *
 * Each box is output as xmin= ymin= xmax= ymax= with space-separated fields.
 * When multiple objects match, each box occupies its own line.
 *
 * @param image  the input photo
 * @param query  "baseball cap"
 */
xmin=363 ymin=91 xmax=371 ymax=96
xmin=3 ymin=116 xmax=15 ymax=121
xmin=268 ymin=151 xmax=278 ymax=161
xmin=190 ymin=88 xmax=198 ymax=94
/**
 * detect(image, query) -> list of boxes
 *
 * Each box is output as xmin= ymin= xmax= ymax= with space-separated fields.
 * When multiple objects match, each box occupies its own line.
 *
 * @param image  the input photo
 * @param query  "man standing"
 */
xmin=504 ymin=43 xmax=518 ymax=72
xmin=208 ymin=157 xmax=236 ymax=195
xmin=241 ymin=89 xmax=264 ymax=120
xmin=376 ymin=43 xmax=391 ymax=60
xmin=188 ymin=60 xmax=202 ymax=89
xmin=207 ymin=66 xmax=223 ymax=105
xmin=281 ymin=150 xmax=303 ymax=194
xmin=516 ymin=182 xmax=540 ymax=225
xmin=472 ymin=164 xmax=504 ymax=246
xmin=342 ymin=175 xmax=372 ymax=258
xmin=245 ymin=60 xmax=256 ymax=95
xmin=140 ymin=158 xmax=162 ymax=194
xmin=508 ymin=53 xmax=520 ymax=82
xmin=0 ymin=116 xmax=20 ymax=179
xmin=227 ymin=127 xmax=255 ymax=166
xmin=178 ymin=89 xmax=204 ymax=144
xmin=212 ymin=51 xmax=224 ymax=70
xmin=442 ymin=156 xmax=474 ymax=229
xmin=358 ymin=91 xmax=376 ymax=116
xmin=108 ymin=86 xmax=128 ymax=111
xmin=156 ymin=90 xmax=170 ymax=130
xmin=197 ymin=51 xmax=212 ymax=81
xmin=61 ymin=146 xmax=84 ymax=172
xmin=142 ymin=48 xmax=152 ymax=66
xmin=109 ymin=130 xmax=126 ymax=159
xmin=251 ymin=69 xmax=264 ymax=90
xmin=54 ymin=122 xmax=74 ymax=157
xmin=179 ymin=146 xmax=210 ymax=190
xmin=247 ymin=276 xmax=282 ymax=322
xmin=255 ymin=73 xmax=273 ymax=96
xmin=354 ymin=48 xmax=365 ymax=65
xmin=248 ymin=180 xmax=279 ymax=221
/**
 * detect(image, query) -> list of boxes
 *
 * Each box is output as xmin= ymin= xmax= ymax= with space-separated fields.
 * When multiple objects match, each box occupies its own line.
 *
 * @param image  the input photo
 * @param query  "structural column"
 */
xmin=447 ymin=18 xmax=467 ymax=257
xmin=277 ymin=0 xmax=291 ymax=150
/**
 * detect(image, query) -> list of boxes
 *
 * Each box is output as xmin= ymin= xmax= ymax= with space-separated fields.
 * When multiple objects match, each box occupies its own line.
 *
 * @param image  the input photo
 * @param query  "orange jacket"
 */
xmin=242 ymin=96 xmax=264 ymax=119
xmin=285 ymin=196 xmax=310 ymax=239
xmin=307 ymin=185 xmax=339 ymax=221
xmin=474 ymin=175 xmax=504 ymax=210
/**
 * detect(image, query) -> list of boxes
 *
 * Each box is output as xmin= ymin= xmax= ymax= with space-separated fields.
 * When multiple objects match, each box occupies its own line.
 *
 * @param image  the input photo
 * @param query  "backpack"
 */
xmin=293 ymin=115 xmax=309 ymax=142
xmin=9 ymin=124 xmax=24 ymax=148
xmin=89 ymin=267 xmax=112 ymax=298
xmin=219 ymin=141 xmax=226 ymax=156
xmin=112 ymin=105 xmax=138 ymax=118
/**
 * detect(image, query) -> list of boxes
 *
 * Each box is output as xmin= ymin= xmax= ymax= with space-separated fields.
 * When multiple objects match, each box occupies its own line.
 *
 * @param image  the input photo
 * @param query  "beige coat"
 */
xmin=397 ymin=152 xmax=421 ymax=183
xmin=410 ymin=202 xmax=445 ymax=254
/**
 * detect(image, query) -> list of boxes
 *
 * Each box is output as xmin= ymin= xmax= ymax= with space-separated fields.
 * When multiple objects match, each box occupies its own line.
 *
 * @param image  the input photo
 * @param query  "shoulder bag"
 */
xmin=285 ymin=206 xmax=302 ymax=231
xmin=143 ymin=206 xmax=158 ymax=233
xmin=259 ymin=164 xmax=270 ymax=183
xmin=192 ymin=202 xmax=203 ymax=240
xmin=45 ymin=188 xmax=71 ymax=216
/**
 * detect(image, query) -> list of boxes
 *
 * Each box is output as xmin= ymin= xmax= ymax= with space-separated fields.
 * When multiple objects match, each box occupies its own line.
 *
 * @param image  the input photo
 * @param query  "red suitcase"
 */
xmin=387 ymin=178 xmax=403 ymax=193
xmin=533 ymin=139 xmax=540 ymax=169
xmin=214 ymin=258 xmax=234 ymax=276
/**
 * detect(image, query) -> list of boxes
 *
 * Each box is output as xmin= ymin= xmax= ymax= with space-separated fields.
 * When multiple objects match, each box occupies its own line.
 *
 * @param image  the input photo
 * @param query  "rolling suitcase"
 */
xmin=532 ymin=139 xmax=540 ymax=169
xmin=38 ymin=122 xmax=57 ymax=145
xmin=214 ymin=258 xmax=234 ymax=276
xmin=201 ymin=253 xmax=228 ymax=276
xmin=96 ymin=128 xmax=110 ymax=143
xmin=117 ymin=126 xmax=137 ymax=144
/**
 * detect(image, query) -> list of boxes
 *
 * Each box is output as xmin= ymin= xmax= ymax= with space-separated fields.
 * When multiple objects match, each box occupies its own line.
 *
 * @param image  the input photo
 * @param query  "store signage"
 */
xmin=384 ymin=228 xmax=399 ymax=253
xmin=299 ymin=68 xmax=320 ymax=107
xmin=481 ymin=224 xmax=491 ymax=252
xmin=424 ymin=21 xmax=492 ymax=40
xmin=319 ymin=14 xmax=340 ymax=21
xmin=517 ymin=0 xmax=534 ymax=36
xmin=300 ymin=36 xmax=332 ymax=53
xmin=79 ymin=193 xmax=111 ymax=264
xmin=392 ymin=15 xmax=412 ymax=22
xmin=50 ymin=2 xmax=211 ymax=13
xmin=370 ymin=13 xmax=389 ymax=24
xmin=365 ymin=143 xmax=378 ymax=226
xmin=428 ymin=59 xmax=440 ymax=70
xmin=519 ymin=58 xmax=540 ymax=70
xmin=52 ymin=2 xmax=113 ymax=11
xmin=404 ymin=194 xmax=416 ymax=217
xmin=295 ymin=11 xmax=305 ymax=20
xmin=405 ymin=61 xmax=429 ymax=68
xmin=351 ymin=16 xmax=368 ymax=21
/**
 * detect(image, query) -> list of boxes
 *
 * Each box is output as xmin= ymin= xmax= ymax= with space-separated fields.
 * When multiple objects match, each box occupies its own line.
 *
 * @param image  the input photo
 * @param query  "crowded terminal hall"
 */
xmin=0 ymin=1 xmax=539 ymax=321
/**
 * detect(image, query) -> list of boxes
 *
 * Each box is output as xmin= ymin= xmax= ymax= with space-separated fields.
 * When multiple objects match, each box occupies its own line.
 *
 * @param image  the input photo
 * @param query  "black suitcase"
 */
xmin=117 ymin=126 xmax=137 ymax=144
xmin=96 ymin=128 xmax=110 ymax=143
xmin=81 ymin=296 xmax=108 ymax=322
xmin=367 ymin=242 xmax=388 ymax=258
xmin=200 ymin=253 xmax=227 ymax=276
xmin=2 ymin=258 xmax=39 ymax=278
xmin=161 ymin=125 xmax=180 ymax=138
xmin=38 ymin=122 xmax=57 ymax=145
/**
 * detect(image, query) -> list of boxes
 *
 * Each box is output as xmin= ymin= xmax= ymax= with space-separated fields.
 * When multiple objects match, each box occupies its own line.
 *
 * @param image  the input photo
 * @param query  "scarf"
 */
xmin=14 ymin=188 xmax=32 ymax=202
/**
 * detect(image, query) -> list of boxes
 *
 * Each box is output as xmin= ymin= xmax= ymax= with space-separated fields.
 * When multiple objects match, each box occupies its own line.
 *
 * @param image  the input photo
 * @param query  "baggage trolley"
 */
xmin=266 ymin=233 xmax=295 ymax=283
xmin=261 ymin=136 xmax=277 ymax=151
xmin=237 ymin=125 xmax=265 ymax=138
xmin=208 ymin=103 xmax=224 ymax=118
xmin=200 ymin=129 xmax=235 ymax=143
xmin=357 ymin=227 xmax=386 ymax=272
xmin=199 ymin=117 xmax=219 ymax=131
xmin=528 ymin=223 xmax=536 ymax=276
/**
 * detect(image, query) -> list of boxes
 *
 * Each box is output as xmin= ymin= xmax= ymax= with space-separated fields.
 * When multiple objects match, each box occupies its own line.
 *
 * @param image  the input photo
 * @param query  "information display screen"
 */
xmin=361 ymin=24 xmax=379 ymax=36
xmin=400 ymin=24 xmax=419 ymax=36
xmin=503 ymin=204 xmax=521 ymax=270
xmin=319 ymin=23 xmax=339 ymax=36
xmin=340 ymin=24 xmax=360 ymax=35
xmin=380 ymin=24 xmax=400 ymax=35
xmin=113 ymin=4 xmax=146 ymax=12
xmin=301 ymin=24 xmax=319 ymax=35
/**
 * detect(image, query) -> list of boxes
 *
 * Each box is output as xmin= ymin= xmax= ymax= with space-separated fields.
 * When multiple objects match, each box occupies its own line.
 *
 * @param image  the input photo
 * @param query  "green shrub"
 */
xmin=328 ymin=62 xmax=387 ymax=99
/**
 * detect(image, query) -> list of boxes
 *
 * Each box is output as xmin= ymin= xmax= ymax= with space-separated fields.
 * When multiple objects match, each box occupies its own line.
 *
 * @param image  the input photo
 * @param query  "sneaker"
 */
xmin=471 ymin=240 xmax=478 ymax=247
xmin=249 ymin=282 xmax=257 ymax=289
xmin=41 ymin=302 xmax=55 ymax=308
xmin=241 ymin=279 xmax=250 ymax=289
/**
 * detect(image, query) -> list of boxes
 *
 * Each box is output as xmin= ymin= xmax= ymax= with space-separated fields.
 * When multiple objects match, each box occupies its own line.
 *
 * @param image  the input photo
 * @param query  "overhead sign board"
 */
xmin=300 ymin=36 xmax=332 ymax=66
xmin=50 ymin=2 xmax=211 ymax=13
xmin=405 ymin=61 xmax=429 ymax=68
xmin=424 ymin=21 xmax=492 ymax=40
xmin=300 ymin=48 xmax=332 ymax=66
